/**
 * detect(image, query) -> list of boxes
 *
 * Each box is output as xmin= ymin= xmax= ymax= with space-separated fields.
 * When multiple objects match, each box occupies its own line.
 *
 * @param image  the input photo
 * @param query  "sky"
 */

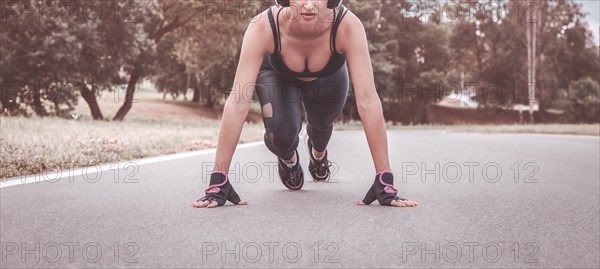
xmin=576 ymin=0 xmax=600 ymax=45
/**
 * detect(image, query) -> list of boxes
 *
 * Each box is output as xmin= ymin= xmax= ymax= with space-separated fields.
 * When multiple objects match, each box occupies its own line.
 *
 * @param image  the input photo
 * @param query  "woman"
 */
xmin=191 ymin=0 xmax=418 ymax=208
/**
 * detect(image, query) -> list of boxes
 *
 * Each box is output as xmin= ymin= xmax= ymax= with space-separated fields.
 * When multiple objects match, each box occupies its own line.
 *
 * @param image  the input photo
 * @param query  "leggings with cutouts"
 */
xmin=255 ymin=55 xmax=349 ymax=161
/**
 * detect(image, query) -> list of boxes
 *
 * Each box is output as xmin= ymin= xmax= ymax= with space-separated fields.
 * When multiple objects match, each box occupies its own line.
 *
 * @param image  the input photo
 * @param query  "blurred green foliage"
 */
xmin=1 ymin=0 xmax=598 ymax=123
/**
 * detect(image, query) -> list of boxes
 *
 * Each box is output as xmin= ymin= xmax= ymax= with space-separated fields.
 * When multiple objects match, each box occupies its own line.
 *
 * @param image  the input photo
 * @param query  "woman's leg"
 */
xmin=298 ymin=65 xmax=348 ymax=181
xmin=255 ymin=69 xmax=304 ymax=162
xmin=256 ymin=56 xmax=306 ymax=190
xmin=301 ymin=64 xmax=349 ymax=153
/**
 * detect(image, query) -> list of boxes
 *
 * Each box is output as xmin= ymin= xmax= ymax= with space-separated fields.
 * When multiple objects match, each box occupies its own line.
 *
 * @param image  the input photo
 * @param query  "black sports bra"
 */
xmin=267 ymin=5 xmax=349 ymax=79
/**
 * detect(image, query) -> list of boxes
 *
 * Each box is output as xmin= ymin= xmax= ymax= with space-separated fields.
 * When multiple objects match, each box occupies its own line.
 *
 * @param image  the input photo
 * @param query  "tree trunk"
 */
xmin=204 ymin=97 xmax=215 ymax=109
xmin=32 ymin=86 xmax=45 ymax=116
xmin=80 ymin=84 xmax=104 ymax=120
xmin=113 ymin=65 xmax=141 ymax=121
xmin=191 ymin=75 xmax=200 ymax=103
xmin=192 ymin=87 xmax=201 ymax=103
xmin=183 ymin=73 xmax=191 ymax=101
xmin=475 ymin=39 xmax=484 ymax=79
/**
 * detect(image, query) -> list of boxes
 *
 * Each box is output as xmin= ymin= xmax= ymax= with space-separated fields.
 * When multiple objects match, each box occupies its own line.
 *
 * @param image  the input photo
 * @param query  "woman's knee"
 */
xmin=269 ymin=122 xmax=301 ymax=149
xmin=260 ymin=103 xmax=301 ymax=152
xmin=263 ymin=126 xmax=300 ymax=160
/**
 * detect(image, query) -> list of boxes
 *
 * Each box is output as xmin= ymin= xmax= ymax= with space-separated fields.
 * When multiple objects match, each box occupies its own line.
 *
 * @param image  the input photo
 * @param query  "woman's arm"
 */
xmin=340 ymin=13 xmax=390 ymax=174
xmin=212 ymin=15 xmax=269 ymax=173
xmin=342 ymin=12 xmax=418 ymax=207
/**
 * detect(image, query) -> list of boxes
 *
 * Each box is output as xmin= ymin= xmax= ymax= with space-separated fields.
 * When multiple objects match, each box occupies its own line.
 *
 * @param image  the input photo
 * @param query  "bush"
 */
xmin=567 ymin=78 xmax=600 ymax=123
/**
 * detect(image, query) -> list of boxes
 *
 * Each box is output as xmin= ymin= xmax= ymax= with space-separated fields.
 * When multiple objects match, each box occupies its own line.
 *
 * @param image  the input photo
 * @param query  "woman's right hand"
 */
xmin=191 ymin=171 xmax=248 ymax=208
xmin=357 ymin=170 xmax=418 ymax=207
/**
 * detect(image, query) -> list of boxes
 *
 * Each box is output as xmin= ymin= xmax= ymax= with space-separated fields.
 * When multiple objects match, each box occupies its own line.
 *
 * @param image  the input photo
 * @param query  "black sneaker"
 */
xmin=278 ymin=149 xmax=304 ymax=190
xmin=307 ymin=138 xmax=332 ymax=181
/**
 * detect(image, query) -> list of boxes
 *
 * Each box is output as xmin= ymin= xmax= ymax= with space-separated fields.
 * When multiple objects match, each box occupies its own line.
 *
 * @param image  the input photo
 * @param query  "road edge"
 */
xmin=0 ymin=141 xmax=264 ymax=189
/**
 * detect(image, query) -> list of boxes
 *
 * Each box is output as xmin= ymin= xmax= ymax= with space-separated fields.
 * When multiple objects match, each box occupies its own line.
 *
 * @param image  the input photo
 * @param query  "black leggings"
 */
xmin=256 ymin=55 xmax=349 ymax=161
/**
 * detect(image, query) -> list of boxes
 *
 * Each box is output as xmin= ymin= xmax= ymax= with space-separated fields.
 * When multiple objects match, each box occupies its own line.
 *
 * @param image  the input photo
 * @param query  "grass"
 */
xmin=439 ymin=124 xmax=600 ymax=136
xmin=1 ymin=90 xmax=266 ymax=179
xmin=0 ymin=116 xmax=265 ymax=179
xmin=2 ymin=89 xmax=597 ymax=179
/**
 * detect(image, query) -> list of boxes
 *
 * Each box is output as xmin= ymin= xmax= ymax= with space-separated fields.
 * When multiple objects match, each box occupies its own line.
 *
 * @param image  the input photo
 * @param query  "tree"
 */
xmin=171 ymin=0 xmax=261 ymax=108
xmin=567 ymin=78 xmax=600 ymax=123
xmin=374 ymin=0 xmax=450 ymax=124
xmin=0 ymin=0 xmax=155 ymax=120
xmin=112 ymin=0 xmax=179 ymax=121
xmin=1 ymin=0 xmax=80 ymax=117
xmin=448 ymin=0 xmax=598 ymax=123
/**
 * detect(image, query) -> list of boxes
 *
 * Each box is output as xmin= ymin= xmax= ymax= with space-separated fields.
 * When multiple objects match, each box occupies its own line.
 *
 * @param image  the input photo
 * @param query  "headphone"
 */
xmin=274 ymin=0 xmax=343 ymax=9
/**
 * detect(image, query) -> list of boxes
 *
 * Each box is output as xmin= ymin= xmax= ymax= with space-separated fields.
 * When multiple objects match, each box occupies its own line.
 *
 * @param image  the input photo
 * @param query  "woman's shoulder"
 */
xmin=244 ymin=6 xmax=279 ymax=55
xmin=248 ymin=5 xmax=279 ymax=28
xmin=334 ymin=7 xmax=364 ymax=54
xmin=246 ymin=6 xmax=280 ymax=37
xmin=337 ymin=6 xmax=360 ymax=31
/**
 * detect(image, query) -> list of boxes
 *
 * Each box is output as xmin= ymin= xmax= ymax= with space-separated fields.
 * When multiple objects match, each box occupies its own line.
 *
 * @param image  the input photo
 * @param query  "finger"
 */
xmin=207 ymin=201 xmax=220 ymax=208
xmin=196 ymin=200 xmax=211 ymax=208
xmin=390 ymin=200 xmax=406 ymax=207
xmin=191 ymin=201 xmax=204 ymax=208
xmin=236 ymin=199 xmax=248 ymax=205
xmin=192 ymin=202 xmax=204 ymax=208
xmin=398 ymin=200 xmax=418 ymax=207
xmin=402 ymin=200 xmax=417 ymax=207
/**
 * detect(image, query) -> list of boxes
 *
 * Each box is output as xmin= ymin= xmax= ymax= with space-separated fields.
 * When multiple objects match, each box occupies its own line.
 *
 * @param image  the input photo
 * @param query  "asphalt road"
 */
xmin=1 ymin=130 xmax=599 ymax=268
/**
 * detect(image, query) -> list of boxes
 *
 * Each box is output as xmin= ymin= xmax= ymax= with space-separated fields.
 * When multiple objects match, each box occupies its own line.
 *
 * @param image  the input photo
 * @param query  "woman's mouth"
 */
xmin=301 ymin=13 xmax=316 ymax=19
